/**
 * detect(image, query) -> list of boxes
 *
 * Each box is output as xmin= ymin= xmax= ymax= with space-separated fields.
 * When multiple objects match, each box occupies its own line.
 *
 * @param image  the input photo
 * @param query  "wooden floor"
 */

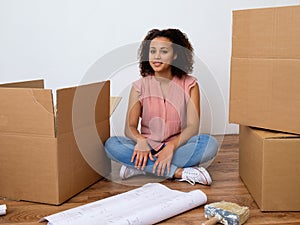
xmin=1 ymin=135 xmax=300 ymax=224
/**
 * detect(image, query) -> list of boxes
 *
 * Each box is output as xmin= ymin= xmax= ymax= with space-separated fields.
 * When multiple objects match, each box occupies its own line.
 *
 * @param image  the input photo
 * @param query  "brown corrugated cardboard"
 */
xmin=0 ymin=79 xmax=112 ymax=205
xmin=239 ymin=125 xmax=300 ymax=211
xmin=231 ymin=6 xmax=300 ymax=59
xmin=0 ymin=79 xmax=44 ymax=88
xmin=110 ymin=97 xmax=122 ymax=116
xmin=230 ymin=6 xmax=300 ymax=134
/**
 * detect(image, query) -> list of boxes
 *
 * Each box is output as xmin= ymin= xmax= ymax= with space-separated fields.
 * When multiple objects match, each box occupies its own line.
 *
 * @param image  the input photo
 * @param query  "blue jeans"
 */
xmin=104 ymin=134 xmax=219 ymax=178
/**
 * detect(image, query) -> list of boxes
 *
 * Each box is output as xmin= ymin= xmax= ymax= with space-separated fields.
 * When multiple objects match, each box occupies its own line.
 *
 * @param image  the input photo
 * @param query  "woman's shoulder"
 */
xmin=133 ymin=75 xmax=155 ymax=91
xmin=174 ymin=74 xmax=197 ymax=85
xmin=173 ymin=74 xmax=198 ymax=93
xmin=182 ymin=74 xmax=197 ymax=81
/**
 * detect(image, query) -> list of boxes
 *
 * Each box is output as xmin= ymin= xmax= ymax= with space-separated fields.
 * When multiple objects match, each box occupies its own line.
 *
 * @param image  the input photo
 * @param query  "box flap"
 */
xmin=250 ymin=127 xmax=300 ymax=139
xmin=56 ymin=81 xmax=111 ymax=202
xmin=0 ymin=79 xmax=44 ymax=88
xmin=56 ymin=81 xmax=110 ymax=135
xmin=110 ymin=96 xmax=122 ymax=116
xmin=232 ymin=5 xmax=300 ymax=59
xmin=0 ymin=87 xmax=55 ymax=137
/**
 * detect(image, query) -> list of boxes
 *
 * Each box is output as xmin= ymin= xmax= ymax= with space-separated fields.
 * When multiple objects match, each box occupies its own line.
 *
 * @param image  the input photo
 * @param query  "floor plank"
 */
xmin=1 ymin=135 xmax=300 ymax=224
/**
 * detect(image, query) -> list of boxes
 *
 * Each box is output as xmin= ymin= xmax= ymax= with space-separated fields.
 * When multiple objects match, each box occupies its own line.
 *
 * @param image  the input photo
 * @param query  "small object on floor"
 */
xmin=0 ymin=204 xmax=7 ymax=216
xmin=178 ymin=167 xmax=212 ymax=185
xmin=202 ymin=201 xmax=249 ymax=225
xmin=120 ymin=165 xmax=146 ymax=180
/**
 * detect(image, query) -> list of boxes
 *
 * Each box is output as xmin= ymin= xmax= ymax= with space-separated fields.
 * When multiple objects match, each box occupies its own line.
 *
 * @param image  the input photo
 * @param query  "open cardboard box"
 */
xmin=239 ymin=125 xmax=300 ymax=211
xmin=230 ymin=5 xmax=300 ymax=134
xmin=0 ymin=79 xmax=118 ymax=205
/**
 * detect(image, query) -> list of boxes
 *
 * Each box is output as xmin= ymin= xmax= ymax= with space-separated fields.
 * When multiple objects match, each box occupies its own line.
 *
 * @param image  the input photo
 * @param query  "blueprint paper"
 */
xmin=40 ymin=183 xmax=207 ymax=225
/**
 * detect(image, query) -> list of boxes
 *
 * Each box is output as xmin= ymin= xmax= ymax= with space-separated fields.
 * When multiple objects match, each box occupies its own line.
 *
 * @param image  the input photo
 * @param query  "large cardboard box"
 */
xmin=239 ymin=125 xmax=300 ymax=211
xmin=0 ymin=79 xmax=112 ymax=205
xmin=230 ymin=6 xmax=300 ymax=134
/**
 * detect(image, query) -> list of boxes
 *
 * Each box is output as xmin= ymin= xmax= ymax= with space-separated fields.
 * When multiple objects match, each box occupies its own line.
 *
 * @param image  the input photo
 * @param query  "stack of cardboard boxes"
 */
xmin=230 ymin=5 xmax=300 ymax=211
xmin=0 ymin=79 xmax=112 ymax=205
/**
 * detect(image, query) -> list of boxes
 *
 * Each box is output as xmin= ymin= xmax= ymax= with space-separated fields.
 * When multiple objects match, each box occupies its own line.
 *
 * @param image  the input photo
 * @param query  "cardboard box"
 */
xmin=239 ymin=125 xmax=300 ymax=211
xmin=230 ymin=6 xmax=300 ymax=134
xmin=0 ymin=79 xmax=112 ymax=205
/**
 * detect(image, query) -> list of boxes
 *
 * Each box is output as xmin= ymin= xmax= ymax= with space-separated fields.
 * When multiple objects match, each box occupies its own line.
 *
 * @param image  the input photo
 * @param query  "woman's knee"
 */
xmin=200 ymin=134 xmax=219 ymax=155
xmin=105 ymin=136 xmax=119 ymax=146
xmin=104 ymin=136 xmax=135 ymax=155
xmin=104 ymin=136 xmax=121 ymax=154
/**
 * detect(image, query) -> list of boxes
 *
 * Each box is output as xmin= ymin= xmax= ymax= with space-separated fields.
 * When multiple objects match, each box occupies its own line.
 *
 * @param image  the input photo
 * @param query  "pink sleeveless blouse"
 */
xmin=133 ymin=74 xmax=197 ymax=150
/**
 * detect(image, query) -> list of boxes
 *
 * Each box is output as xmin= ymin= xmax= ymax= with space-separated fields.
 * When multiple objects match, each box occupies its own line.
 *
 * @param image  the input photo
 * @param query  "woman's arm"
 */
xmin=124 ymin=86 xmax=153 ymax=170
xmin=124 ymin=86 xmax=145 ymax=142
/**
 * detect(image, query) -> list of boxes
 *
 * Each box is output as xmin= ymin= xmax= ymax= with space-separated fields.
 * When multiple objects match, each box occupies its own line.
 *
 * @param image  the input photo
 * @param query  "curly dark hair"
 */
xmin=138 ymin=28 xmax=194 ymax=78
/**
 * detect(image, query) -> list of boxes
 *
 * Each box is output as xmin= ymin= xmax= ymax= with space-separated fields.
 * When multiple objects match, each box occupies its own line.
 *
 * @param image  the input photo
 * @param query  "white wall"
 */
xmin=0 ymin=0 xmax=298 ymax=135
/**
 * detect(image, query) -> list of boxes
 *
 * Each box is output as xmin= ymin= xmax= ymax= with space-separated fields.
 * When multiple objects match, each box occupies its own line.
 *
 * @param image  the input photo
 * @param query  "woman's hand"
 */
xmin=131 ymin=139 xmax=154 ymax=170
xmin=152 ymin=144 xmax=175 ymax=176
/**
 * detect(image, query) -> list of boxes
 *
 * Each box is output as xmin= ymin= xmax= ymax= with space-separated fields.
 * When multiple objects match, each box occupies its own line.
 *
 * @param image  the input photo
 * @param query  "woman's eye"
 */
xmin=161 ymin=50 xmax=168 ymax=54
xmin=150 ymin=49 xmax=156 ymax=54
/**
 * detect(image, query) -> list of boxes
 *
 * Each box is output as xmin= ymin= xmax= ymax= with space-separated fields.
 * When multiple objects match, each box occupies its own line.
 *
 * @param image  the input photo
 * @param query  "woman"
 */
xmin=105 ymin=28 xmax=219 ymax=185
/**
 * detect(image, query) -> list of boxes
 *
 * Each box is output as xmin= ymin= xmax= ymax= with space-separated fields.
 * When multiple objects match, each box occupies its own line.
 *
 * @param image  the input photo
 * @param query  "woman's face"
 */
xmin=149 ymin=37 xmax=177 ymax=75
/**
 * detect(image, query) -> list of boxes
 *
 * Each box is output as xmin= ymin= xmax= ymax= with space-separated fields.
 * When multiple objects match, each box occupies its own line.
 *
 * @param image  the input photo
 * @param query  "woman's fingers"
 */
xmin=152 ymin=159 xmax=171 ymax=176
xmin=152 ymin=161 xmax=158 ymax=174
xmin=136 ymin=154 xmax=143 ymax=169
xmin=167 ymin=163 xmax=171 ymax=175
xmin=141 ymin=155 xmax=148 ymax=170
xmin=149 ymin=152 xmax=155 ymax=161
xmin=131 ymin=151 xmax=137 ymax=163
xmin=160 ymin=163 xmax=167 ymax=176
xmin=153 ymin=161 xmax=164 ymax=176
xmin=133 ymin=151 xmax=149 ymax=170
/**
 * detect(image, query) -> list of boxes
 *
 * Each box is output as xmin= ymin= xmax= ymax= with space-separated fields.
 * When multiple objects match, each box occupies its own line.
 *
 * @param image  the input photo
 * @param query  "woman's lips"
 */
xmin=152 ymin=61 xmax=163 ymax=67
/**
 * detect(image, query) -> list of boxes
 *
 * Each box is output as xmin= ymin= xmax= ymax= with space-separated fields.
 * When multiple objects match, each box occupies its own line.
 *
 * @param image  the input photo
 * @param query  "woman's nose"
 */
xmin=154 ymin=52 xmax=161 ymax=59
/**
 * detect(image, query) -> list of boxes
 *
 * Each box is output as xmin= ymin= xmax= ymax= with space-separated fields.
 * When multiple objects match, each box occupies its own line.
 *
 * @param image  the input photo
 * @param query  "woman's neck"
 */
xmin=154 ymin=71 xmax=173 ymax=80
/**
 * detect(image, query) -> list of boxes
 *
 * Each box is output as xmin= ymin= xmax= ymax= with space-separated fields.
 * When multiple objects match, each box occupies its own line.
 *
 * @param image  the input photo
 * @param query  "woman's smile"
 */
xmin=149 ymin=37 xmax=177 ymax=77
xmin=152 ymin=61 xmax=163 ymax=67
